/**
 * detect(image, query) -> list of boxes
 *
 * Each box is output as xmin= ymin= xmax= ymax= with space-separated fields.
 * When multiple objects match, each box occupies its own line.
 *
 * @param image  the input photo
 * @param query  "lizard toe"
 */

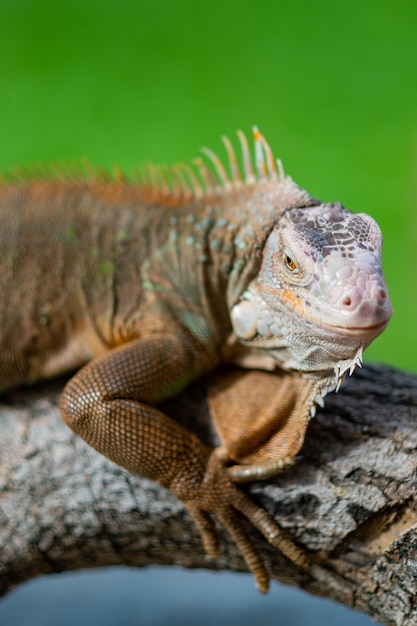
xmin=232 ymin=487 xmax=310 ymax=569
xmin=188 ymin=506 xmax=220 ymax=558
xmin=217 ymin=507 xmax=270 ymax=593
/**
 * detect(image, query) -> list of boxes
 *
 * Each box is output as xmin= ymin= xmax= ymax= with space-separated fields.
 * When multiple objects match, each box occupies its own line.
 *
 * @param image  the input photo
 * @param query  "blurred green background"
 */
xmin=0 ymin=2 xmax=416 ymax=624
xmin=0 ymin=0 xmax=416 ymax=371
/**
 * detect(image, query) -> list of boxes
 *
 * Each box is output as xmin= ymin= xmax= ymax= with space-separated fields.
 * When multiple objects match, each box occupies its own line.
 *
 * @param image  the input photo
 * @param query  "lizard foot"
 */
xmin=175 ymin=447 xmax=309 ymax=593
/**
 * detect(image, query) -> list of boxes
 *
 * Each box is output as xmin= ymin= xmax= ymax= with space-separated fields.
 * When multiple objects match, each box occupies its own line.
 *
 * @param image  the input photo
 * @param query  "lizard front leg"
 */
xmin=60 ymin=333 xmax=306 ymax=591
xmin=207 ymin=367 xmax=319 ymax=482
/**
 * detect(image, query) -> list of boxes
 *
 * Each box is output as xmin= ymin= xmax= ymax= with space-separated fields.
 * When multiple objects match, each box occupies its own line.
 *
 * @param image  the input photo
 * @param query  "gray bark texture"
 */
xmin=1 ymin=364 xmax=417 ymax=625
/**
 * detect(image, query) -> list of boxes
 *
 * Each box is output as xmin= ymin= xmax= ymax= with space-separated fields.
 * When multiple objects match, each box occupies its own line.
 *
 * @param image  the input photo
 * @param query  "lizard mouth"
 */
xmin=277 ymin=287 xmax=393 ymax=340
xmin=319 ymin=318 xmax=390 ymax=338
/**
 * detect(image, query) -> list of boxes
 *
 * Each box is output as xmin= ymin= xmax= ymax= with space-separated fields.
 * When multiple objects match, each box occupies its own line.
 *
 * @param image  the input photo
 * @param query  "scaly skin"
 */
xmin=0 ymin=129 xmax=392 ymax=591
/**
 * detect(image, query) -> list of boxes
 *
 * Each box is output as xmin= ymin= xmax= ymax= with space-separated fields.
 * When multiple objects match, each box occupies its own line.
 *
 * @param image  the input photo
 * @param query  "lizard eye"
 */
xmin=284 ymin=252 xmax=298 ymax=272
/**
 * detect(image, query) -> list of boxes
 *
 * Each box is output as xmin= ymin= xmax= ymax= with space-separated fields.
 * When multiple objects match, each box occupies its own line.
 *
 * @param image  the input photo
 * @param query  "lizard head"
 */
xmin=230 ymin=201 xmax=392 ymax=383
xmin=174 ymin=126 xmax=391 ymax=390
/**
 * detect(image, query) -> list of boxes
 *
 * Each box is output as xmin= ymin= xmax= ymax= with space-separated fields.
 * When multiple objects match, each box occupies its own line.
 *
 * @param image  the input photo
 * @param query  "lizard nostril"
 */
xmin=379 ymin=288 xmax=387 ymax=303
xmin=340 ymin=288 xmax=363 ymax=310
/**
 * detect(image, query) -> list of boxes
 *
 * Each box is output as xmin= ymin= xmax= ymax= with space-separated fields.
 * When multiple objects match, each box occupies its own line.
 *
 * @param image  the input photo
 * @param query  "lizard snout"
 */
xmin=339 ymin=283 xmax=392 ymax=331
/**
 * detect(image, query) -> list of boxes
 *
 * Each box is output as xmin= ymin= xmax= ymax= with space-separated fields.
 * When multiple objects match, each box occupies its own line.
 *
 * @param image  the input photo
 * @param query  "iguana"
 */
xmin=0 ymin=128 xmax=392 ymax=592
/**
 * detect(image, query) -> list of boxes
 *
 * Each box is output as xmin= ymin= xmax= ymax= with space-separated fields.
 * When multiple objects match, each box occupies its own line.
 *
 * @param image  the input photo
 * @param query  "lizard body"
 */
xmin=0 ymin=129 xmax=392 ymax=591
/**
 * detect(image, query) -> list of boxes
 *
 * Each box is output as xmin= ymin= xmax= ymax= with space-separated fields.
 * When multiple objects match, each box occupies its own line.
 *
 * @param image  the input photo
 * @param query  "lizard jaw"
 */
xmin=231 ymin=293 xmax=372 ymax=378
xmin=314 ymin=317 xmax=390 ymax=342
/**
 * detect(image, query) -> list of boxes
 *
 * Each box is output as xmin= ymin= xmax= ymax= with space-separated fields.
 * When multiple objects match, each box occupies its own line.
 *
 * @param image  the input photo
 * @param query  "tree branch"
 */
xmin=1 ymin=364 xmax=417 ymax=625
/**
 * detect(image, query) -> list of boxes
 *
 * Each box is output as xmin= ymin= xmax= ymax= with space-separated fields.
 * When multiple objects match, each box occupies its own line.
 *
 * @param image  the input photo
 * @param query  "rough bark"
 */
xmin=1 ymin=364 xmax=417 ymax=625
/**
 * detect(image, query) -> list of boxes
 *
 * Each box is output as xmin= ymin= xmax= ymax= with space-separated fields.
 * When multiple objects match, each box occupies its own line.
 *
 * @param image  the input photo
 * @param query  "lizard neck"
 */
xmin=161 ymin=181 xmax=315 ymax=345
xmin=193 ymin=182 xmax=315 ymax=310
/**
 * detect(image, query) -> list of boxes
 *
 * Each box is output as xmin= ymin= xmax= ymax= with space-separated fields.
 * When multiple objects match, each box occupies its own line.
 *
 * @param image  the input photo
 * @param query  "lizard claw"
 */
xmin=177 ymin=447 xmax=309 ymax=592
xmin=190 ymin=499 xmax=271 ymax=592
